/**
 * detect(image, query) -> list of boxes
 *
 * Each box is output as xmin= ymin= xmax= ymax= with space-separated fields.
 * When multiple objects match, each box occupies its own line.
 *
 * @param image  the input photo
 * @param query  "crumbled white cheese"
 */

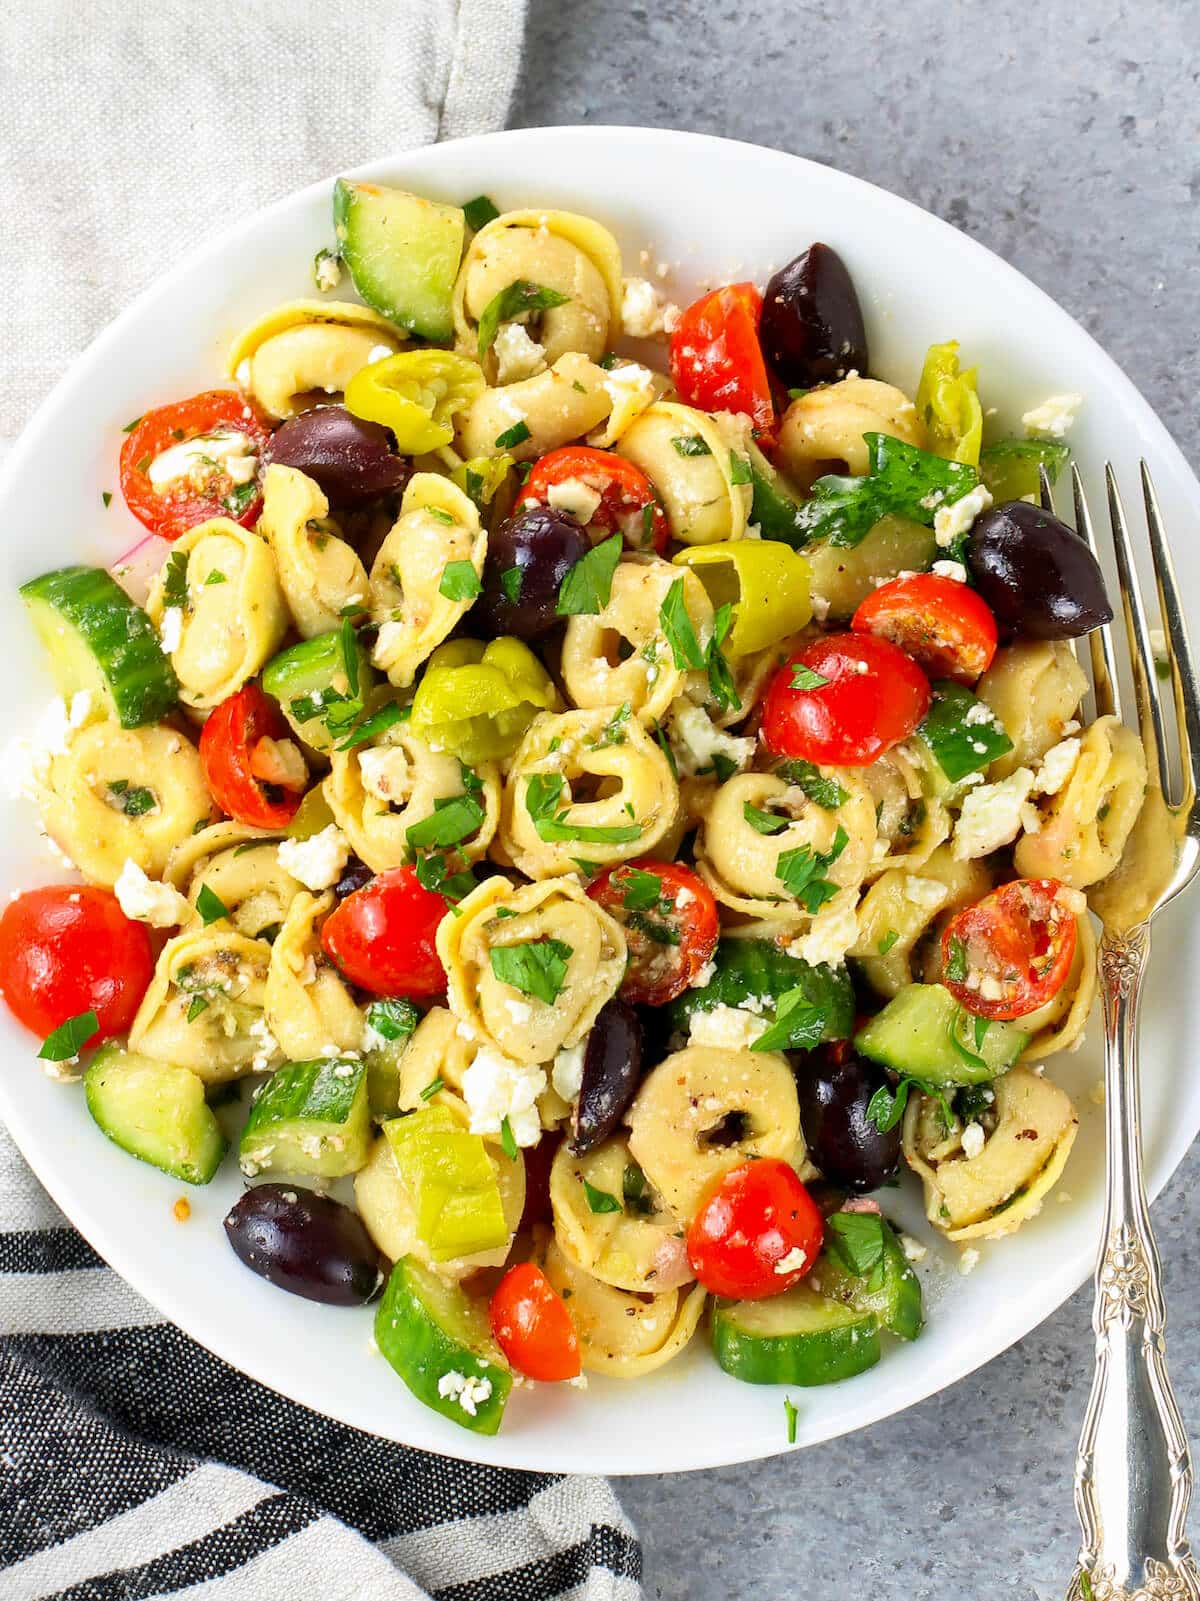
xmin=1033 ymin=736 xmax=1080 ymax=797
xmin=931 ymin=560 xmax=968 ymax=583
xmin=3 ymin=694 xmax=94 ymax=801
xmin=159 ymin=606 xmax=184 ymax=655
xmin=810 ymin=593 xmax=830 ymax=622
xmin=551 ymin=1039 xmax=586 ymax=1102
xmin=621 ymin=276 xmax=678 ymax=339
xmin=900 ymin=1233 xmax=927 ymax=1264
xmin=934 ymin=484 xmax=993 ymax=549
xmin=367 ymin=344 xmax=395 ymax=365
xmin=960 ymin=1121 xmax=986 ymax=1160
xmin=901 ymin=876 xmax=948 ymax=909
xmin=358 ymin=745 xmax=411 ymax=804
xmin=147 ymin=429 xmax=257 ymax=490
xmin=493 ymin=322 xmax=547 ymax=385
xmin=372 ymin=619 xmax=406 ymax=664
xmin=248 ymin=1017 xmax=279 ymax=1073
xmin=668 ymin=702 xmax=755 ymax=780
xmin=461 ymin=1048 xmax=546 ymax=1147
xmin=114 ymin=859 xmax=190 ymax=928
xmin=436 ymin=1369 xmax=494 ymax=1416
xmin=589 ymin=362 xmax=658 ymax=446
xmin=689 ymin=958 xmax=717 ymax=990
xmin=774 ymin=1246 xmax=809 ymax=1275
xmin=958 ymin=1247 xmax=982 ymax=1276
xmin=963 ymin=700 xmax=998 ymax=728
xmin=276 ymin=825 xmax=351 ymax=891
xmin=788 ymin=898 xmax=858 ymax=969
xmin=1022 ymin=393 xmax=1083 ymax=439
xmin=546 ymin=476 xmax=603 ymax=525
xmin=952 ymin=768 xmax=1035 ymax=859
xmin=313 ymin=252 xmax=342 ymax=293
xmin=688 ymin=1004 xmax=770 ymax=1051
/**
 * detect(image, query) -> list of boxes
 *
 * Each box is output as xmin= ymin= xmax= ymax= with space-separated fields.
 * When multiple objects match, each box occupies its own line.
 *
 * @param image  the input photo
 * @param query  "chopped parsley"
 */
xmin=405 ymin=792 xmax=486 ymax=851
xmin=223 ymin=480 xmax=258 ymax=517
xmin=773 ymin=759 xmax=848 ymax=809
xmin=204 ymin=569 xmax=227 ymax=586
xmin=495 ymin=420 xmax=531 ymax=450
xmin=866 ymin=1076 xmax=953 ymax=1134
xmin=477 ymin=280 xmax=570 ymax=360
xmin=121 ymin=416 xmax=143 ymax=433
xmin=38 ymin=1010 xmax=98 ymax=1062
xmin=784 ymin=1397 xmax=798 ymax=1445
xmin=659 ymin=578 xmax=706 ymax=671
xmin=743 ymin=802 xmax=789 ymax=836
xmin=365 ymin=997 xmax=420 ymax=1044
xmin=524 ymin=772 xmax=642 ymax=845
xmin=671 ymin=434 xmax=711 ymax=457
xmin=439 ymin=561 xmax=483 ymax=602
xmin=622 ymin=1162 xmax=653 ymax=1215
xmin=790 ymin=432 xmax=981 ymax=549
xmin=945 ymin=935 xmax=968 ymax=984
xmin=825 ymin=1212 xmax=887 ymax=1290
xmin=162 ymin=550 xmax=189 ymax=610
xmin=775 ymin=825 xmax=848 ymax=911
xmin=335 ymin=700 xmax=407 ymax=751
xmin=500 ymin=1115 xmax=519 ymax=1161
xmin=877 ymin=929 xmax=901 ymax=956
xmin=413 ymin=849 xmax=475 ymax=905
xmin=463 ymin=194 xmax=500 ymax=232
xmin=186 ymin=995 xmax=210 ymax=1024
xmin=195 ymin=884 xmax=230 ymax=925
xmin=107 ymin=780 xmax=157 ymax=817
xmin=556 ymin=533 xmax=622 ymax=616
xmin=729 ymin=450 xmax=752 ymax=485
xmin=101 ymin=490 xmax=112 ymax=508
xmin=419 ymin=1075 xmax=445 ymax=1101
xmin=789 ymin=664 xmax=830 ymax=691
xmin=751 ymin=986 xmax=829 ymax=1053
xmin=500 ymin=565 xmax=523 ymax=604
xmin=583 ymin=1179 xmax=622 ymax=1215
xmin=489 ymin=937 xmax=573 ymax=1006
xmin=618 ymin=867 xmax=664 ymax=911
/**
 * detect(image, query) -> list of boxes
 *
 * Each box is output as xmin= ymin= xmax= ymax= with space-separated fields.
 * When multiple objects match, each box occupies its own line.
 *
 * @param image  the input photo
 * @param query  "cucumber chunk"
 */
xmin=21 ymin=565 xmax=178 ymax=727
xmin=855 ymin=983 xmax=1027 ymax=1085
xmin=667 ymin=938 xmax=854 ymax=1043
xmin=815 ymin=1215 xmax=923 ymax=1340
xmin=333 ymin=179 xmax=465 ymax=341
xmin=261 ymin=628 xmax=377 ymax=754
xmin=85 ymin=1043 xmax=226 ymax=1184
xmin=239 ymin=1057 xmax=371 ymax=1178
xmin=917 ymin=681 xmax=1013 ymax=785
xmin=362 ymin=996 xmax=421 ymax=1119
xmin=375 ymin=1257 xmax=511 ymax=1434
xmin=712 ymin=1283 xmax=880 ymax=1385
xmin=979 ymin=438 xmax=1070 ymax=503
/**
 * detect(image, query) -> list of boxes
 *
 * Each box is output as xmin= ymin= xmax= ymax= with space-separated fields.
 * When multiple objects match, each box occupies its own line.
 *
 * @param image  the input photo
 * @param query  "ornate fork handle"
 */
xmin=1069 ymin=924 xmax=1200 ymax=1600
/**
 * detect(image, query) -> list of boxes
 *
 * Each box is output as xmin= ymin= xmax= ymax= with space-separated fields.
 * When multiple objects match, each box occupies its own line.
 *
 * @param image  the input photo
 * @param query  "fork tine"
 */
xmin=1106 ymin=463 xmax=1172 ymax=797
xmin=1071 ymin=465 xmax=1122 ymax=721
xmin=1140 ymin=461 xmax=1198 ymax=811
xmin=1038 ymin=463 xmax=1056 ymax=513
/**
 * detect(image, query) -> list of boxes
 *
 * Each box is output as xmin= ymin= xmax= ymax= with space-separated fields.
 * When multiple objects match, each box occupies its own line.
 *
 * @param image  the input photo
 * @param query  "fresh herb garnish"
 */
xmin=641 ymin=501 xmax=657 ymax=546
xmin=38 ymin=1010 xmax=98 ymax=1062
xmin=204 ymin=569 xmax=227 ymax=586
xmin=711 ymin=752 xmax=738 ymax=783
xmin=627 ymin=911 xmax=680 ymax=945
xmin=671 ymin=434 xmax=711 ymax=457
xmin=583 ymin=1178 xmax=622 ymax=1215
xmin=365 ymin=997 xmax=420 ymax=1044
xmin=556 ymin=533 xmax=622 ymax=616
xmin=101 ymin=490 xmax=112 ymax=508
xmin=825 ymin=1211 xmax=887 ymax=1290
xmin=618 ymin=867 xmax=664 ymax=911
xmin=162 ymin=550 xmax=189 ymax=610
xmin=945 ymin=935 xmax=968 ymax=984
xmin=500 ymin=565 xmax=523 ymax=604
xmin=524 ymin=772 xmax=642 ymax=845
xmin=500 ymin=1115 xmax=519 ymax=1161
xmin=223 ymin=481 xmax=258 ymax=517
xmin=784 ymin=1397 xmax=798 ymax=1445
xmin=405 ymin=793 xmax=486 ymax=850
xmin=789 ymin=664 xmax=830 ymax=691
xmin=121 ymin=416 xmax=142 ymax=433
xmin=489 ymin=937 xmax=574 ymax=1005
xmin=751 ymin=987 xmax=828 ymax=1053
xmin=775 ymin=826 xmax=848 ymax=911
xmin=877 ymin=929 xmax=901 ymax=956
xmin=659 ymin=578 xmax=706 ymax=671
xmin=439 ymin=561 xmax=483 ymax=602
xmin=413 ymin=849 xmax=475 ymax=905
xmin=622 ymin=1162 xmax=653 ymax=1215
xmin=729 ymin=451 xmax=752 ymax=485
xmin=705 ymin=602 xmax=740 ymax=713
xmin=186 ymin=995 xmax=210 ymax=1024
xmin=463 ymin=194 xmax=500 ymax=232
xmin=419 ymin=1075 xmax=445 ymax=1101
xmin=790 ymin=433 xmax=981 ymax=549
xmin=477 ymin=280 xmax=570 ymax=360
xmin=107 ymin=781 xmax=156 ymax=817
xmin=866 ymin=1076 xmax=953 ymax=1134
xmin=335 ymin=701 xmax=407 ymax=752
xmin=195 ymin=884 xmax=230 ymax=925
xmin=773 ymin=759 xmax=848 ymax=809
xmin=743 ymin=802 xmax=789 ymax=836
xmin=495 ymin=419 xmax=531 ymax=450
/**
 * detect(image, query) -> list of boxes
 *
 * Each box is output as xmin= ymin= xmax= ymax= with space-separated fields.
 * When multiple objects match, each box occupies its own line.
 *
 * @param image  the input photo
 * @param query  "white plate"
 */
xmin=1 ymin=126 xmax=1198 ymax=1476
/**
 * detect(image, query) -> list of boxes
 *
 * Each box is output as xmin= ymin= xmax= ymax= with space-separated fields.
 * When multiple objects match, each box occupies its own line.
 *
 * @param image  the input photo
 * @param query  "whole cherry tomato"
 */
xmin=687 ymin=1158 xmax=824 ymax=1300
xmin=669 ymin=283 xmax=775 ymax=439
xmin=517 ymin=445 xmax=668 ymax=553
xmin=942 ymin=878 xmax=1080 ymax=1020
xmin=587 ymin=859 xmax=719 ymax=1006
xmin=321 ymin=865 xmax=447 ymax=998
xmin=852 ymin=573 xmax=998 ymax=684
xmin=120 ymin=390 xmax=268 ymax=541
xmin=199 ymin=684 xmax=307 ymax=829
xmin=0 ymin=886 xmax=153 ymax=1048
xmin=489 ymin=1262 xmax=581 ymax=1381
xmin=761 ymin=633 xmax=931 ymax=768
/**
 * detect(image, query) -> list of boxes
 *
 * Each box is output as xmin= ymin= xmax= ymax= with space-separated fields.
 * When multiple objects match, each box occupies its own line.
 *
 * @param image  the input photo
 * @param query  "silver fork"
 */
xmin=1041 ymin=461 xmax=1200 ymax=1599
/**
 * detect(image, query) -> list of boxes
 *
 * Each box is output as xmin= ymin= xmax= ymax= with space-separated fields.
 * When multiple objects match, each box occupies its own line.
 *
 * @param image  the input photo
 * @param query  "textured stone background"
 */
xmin=515 ymin=3 xmax=1200 ymax=1597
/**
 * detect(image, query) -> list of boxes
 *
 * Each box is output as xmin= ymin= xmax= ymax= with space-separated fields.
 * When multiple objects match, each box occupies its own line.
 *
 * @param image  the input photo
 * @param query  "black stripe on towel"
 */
xmin=0 ymin=1228 xmax=104 ymax=1274
xmin=436 ymin=1525 xmax=642 ymax=1601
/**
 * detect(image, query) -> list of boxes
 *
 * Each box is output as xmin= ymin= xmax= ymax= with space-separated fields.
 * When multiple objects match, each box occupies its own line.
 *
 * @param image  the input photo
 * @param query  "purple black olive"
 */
xmin=967 ymin=500 xmax=1114 ymax=639
xmin=223 ymin=1183 xmax=383 ymax=1306
xmin=760 ymin=244 xmax=869 ymax=391
xmin=476 ymin=505 xmax=591 ymax=642
xmin=262 ymin=405 xmax=409 ymax=508
xmin=571 ymin=998 xmax=645 ymax=1154
xmin=792 ymin=1043 xmax=900 ymax=1194
xmin=333 ymin=856 xmax=374 ymax=901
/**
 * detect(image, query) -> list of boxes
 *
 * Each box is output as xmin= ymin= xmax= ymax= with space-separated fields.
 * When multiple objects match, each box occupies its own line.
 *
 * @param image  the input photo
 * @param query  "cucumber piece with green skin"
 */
xmin=748 ymin=457 xmax=810 ymax=548
xmin=261 ymin=629 xmax=376 ymax=754
xmin=363 ymin=996 xmax=421 ymax=1120
xmin=85 ymin=1043 xmax=226 ymax=1184
xmin=239 ymin=1057 xmax=371 ymax=1178
xmin=333 ymin=179 xmax=465 ymax=341
xmin=855 ymin=983 xmax=1027 ymax=1086
xmin=979 ymin=438 xmax=1070 ymax=503
xmin=21 ymin=566 xmax=178 ymax=728
xmin=712 ymin=1282 xmax=880 ymax=1385
xmin=814 ymin=1216 xmax=924 ymax=1340
xmin=916 ymin=681 xmax=1013 ymax=786
xmin=666 ymin=938 xmax=854 ymax=1043
xmin=375 ymin=1257 xmax=511 ymax=1434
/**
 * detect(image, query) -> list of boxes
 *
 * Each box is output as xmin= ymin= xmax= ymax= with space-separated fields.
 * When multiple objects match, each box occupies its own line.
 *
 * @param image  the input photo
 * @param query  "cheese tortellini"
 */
xmin=229 ymin=299 xmax=403 ymax=419
xmin=259 ymin=466 xmax=369 ymax=639
xmin=777 ymin=376 xmax=926 ymax=491
xmin=1014 ymin=716 xmax=1148 ymax=889
xmin=617 ymin=402 xmax=752 ymax=546
xmin=977 ymin=641 xmax=1088 ymax=780
xmin=129 ymin=928 xmax=275 ymax=1082
xmin=263 ymin=891 xmax=363 ymax=1061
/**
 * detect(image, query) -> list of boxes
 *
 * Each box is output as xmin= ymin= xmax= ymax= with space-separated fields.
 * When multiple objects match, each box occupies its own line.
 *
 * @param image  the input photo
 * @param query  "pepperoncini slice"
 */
xmin=384 ymin=1105 xmax=508 ymax=1262
xmin=409 ymin=637 xmax=559 ymax=764
xmin=345 ymin=350 xmax=485 ymax=455
xmin=672 ymin=540 xmax=812 ymax=656
xmin=915 ymin=340 xmax=983 ymax=467
xmin=451 ymin=453 xmax=515 ymax=509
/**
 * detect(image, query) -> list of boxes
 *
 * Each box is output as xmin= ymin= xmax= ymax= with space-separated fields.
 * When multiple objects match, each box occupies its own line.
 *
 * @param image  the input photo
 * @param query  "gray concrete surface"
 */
xmin=514 ymin=3 xmax=1200 ymax=1597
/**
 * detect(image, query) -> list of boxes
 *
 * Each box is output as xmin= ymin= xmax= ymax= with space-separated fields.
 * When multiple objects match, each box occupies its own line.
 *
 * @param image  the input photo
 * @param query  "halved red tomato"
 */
xmin=687 ymin=1158 xmax=823 ymax=1300
xmin=587 ymin=859 xmax=719 ymax=1006
xmin=761 ymin=633 xmax=931 ymax=768
xmin=120 ymin=390 xmax=269 ymax=541
xmin=669 ymin=283 xmax=775 ymax=440
xmin=942 ymin=878 xmax=1081 ymax=1020
xmin=852 ymin=573 xmax=998 ymax=684
xmin=489 ymin=1262 xmax=581 ymax=1382
xmin=321 ymin=865 xmax=447 ymax=998
xmin=199 ymin=684 xmax=307 ymax=829
xmin=516 ymin=445 xmax=668 ymax=552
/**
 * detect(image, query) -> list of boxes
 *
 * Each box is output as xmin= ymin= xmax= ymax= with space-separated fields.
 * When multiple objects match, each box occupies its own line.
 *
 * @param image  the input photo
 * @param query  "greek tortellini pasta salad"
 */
xmin=3 ymin=178 xmax=1141 ymax=1438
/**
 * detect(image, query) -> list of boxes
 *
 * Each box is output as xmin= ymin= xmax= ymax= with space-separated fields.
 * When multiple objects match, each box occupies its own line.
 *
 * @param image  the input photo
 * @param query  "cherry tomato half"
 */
xmin=516 ymin=445 xmax=668 ymax=553
xmin=489 ymin=1262 xmax=581 ymax=1381
xmin=941 ymin=877 xmax=1080 ymax=1021
xmin=120 ymin=390 xmax=269 ymax=542
xmin=587 ymin=859 xmax=719 ymax=1007
xmin=0 ymin=886 xmax=154 ymax=1047
xmin=761 ymin=633 xmax=931 ymax=768
xmin=670 ymin=283 xmax=776 ymax=440
xmin=852 ymin=573 xmax=998 ymax=685
xmin=687 ymin=1158 xmax=824 ymax=1301
xmin=321 ymin=865 xmax=447 ymax=998
xmin=199 ymin=685 xmax=307 ymax=829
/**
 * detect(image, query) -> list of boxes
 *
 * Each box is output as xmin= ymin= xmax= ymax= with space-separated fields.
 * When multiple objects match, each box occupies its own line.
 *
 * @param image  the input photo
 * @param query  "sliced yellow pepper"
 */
xmin=673 ymin=540 xmax=812 ymax=656
xmin=451 ymin=453 xmax=514 ymax=507
xmin=409 ymin=637 xmax=559 ymax=764
xmin=344 ymin=349 xmax=485 ymax=455
xmin=384 ymin=1105 xmax=508 ymax=1262
xmin=286 ymin=783 xmax=337 ymax=839
xmin=915 ymin=340 xmax=983 ymax=466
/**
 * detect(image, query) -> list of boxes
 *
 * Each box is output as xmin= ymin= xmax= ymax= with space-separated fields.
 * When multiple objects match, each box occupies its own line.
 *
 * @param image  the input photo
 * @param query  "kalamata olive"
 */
xmin=571 ymin=998 xmax=645 ymax=1154
xmin=477 ymin=506 xmax=590 ymax=641
xmin=333 ymin=856 xmax=374 ymax=901
xmin=968 ymin=500 xmax=1114 ymax=639
xmin=792 ymin=1043 xmax=900 ymax=1194
xmin=262 ymin=405 xmax=409 ymax=508
xmin=223 ymin=1183 xmax=383 ymax=1306
xmin=760 ymin=244 xmax=869 ymax=391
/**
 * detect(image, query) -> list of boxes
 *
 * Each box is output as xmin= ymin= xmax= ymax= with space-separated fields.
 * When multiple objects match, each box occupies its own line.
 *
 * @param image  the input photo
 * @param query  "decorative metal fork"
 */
xmin=1049 ymin=461 xmax=1200 ymax=1600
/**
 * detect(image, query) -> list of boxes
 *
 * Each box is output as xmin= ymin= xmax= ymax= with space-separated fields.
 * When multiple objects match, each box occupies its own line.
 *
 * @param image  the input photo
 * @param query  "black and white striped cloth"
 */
xmin=0 ymin=1127 xmax=642 ymax=1600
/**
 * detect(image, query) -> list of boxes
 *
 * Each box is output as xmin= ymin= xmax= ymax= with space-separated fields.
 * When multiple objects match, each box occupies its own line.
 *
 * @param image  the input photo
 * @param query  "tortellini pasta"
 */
xmin=147 ymin=518 xmax=289 ymax=709
xmin=437 ymin=874 xmax=626 ymax=1065
xmin=1019 ymin=911 xmax=1097 ymax=1060
xmin=185 ymin=839 xmax=302 ymax=942
xmin=456 ymin=353 xmax=612 ymax=461
xmin=859 ymin=743 xmax=951 ymax=878
xmin=129 ymin=928 xmax=274 ymax=1082
xmin=228 ymin=299 xmax=403 ymax=419
xmin=500 ymin=707 xmax=680 ymax=879
xmin=263 ymin=891 xmax=363 ymax=1061
xmin=258 ymin=465 xmax=369 ymax=639
xmin=37 ymin=722 xmax=215 ymax=887
xmin=850 ymin=845 xmax=992 ymax=999
xmin=776 ymin=376 xmax=926 ymax=492
xmin=977 ymin=640 xmax=1088 ymax=780
xmin=1013 ymin=716 xmax=1148 ymax=889
xmin=550 ymin=1134 xmax=694 ymax=1294
xmin=617 ymin=402 xmax=752 ymax=546
xmin=369 ymin=473 xmax=485 ymax=688
xmin=164 ymin=821 xmax=281 ymax=889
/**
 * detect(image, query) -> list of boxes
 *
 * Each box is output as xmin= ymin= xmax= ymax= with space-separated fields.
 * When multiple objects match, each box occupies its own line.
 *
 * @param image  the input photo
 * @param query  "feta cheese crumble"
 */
xmin=958 ymin=1247 xmax=982 ymax=1276
xmin=901 ymin=876 xmax=948 ymax=909
xmin=546 ymin=476 xmax=603 ymax=525
xmin=668 ymin=702 xmax=755 ymax=780
xmin=934 ymin=485 xmax=993 ymax=549
xmin=114 ymin=859 xmax=190 ymax=928
xmin=960 ymin=1121 xmax=986 ymax=1160
xmin=620 ymin=276 xmax=679 ymax=339
xmin=492 ymin=322 xmax=547 ymax=385
xmin=590 ymin=362 xmax=658 ymax=446
xmin=147 ymin=430 xmax=258 ymax=491
xmin=1033 ymin=736 xmax=1080 ymax=797
xmin=276 ymin=825 xmax=351 ymax=891
xmin=436 ymin=1370 xmax=493 ymax=1417
xmin=952 ymin=768 xmax=1036 ymax=859
xmin=159 ymin=606 xmax=184 ymax=655
xmin=551 ymin=1040 xmax=586 ymax=1103
xmin=774 ymin=1246 xmax=809 ymax=1275
xmin=788 ymin=898 xmax=858 ymax=970
xmin=900 ymin=1233 xmax=928 ymax=1264
xmin=688 ymin=1004 xmax=770 ymax=1051
xmin=358 ymin=746 xmax=411 ymax=804
xmin=930 ymin=560 xmax=968 ymax=583
xmin=461 ymin=1048 xmax=546 ymax=1147
xmin=1022 ymin=393 xmax=1083 ymax=440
